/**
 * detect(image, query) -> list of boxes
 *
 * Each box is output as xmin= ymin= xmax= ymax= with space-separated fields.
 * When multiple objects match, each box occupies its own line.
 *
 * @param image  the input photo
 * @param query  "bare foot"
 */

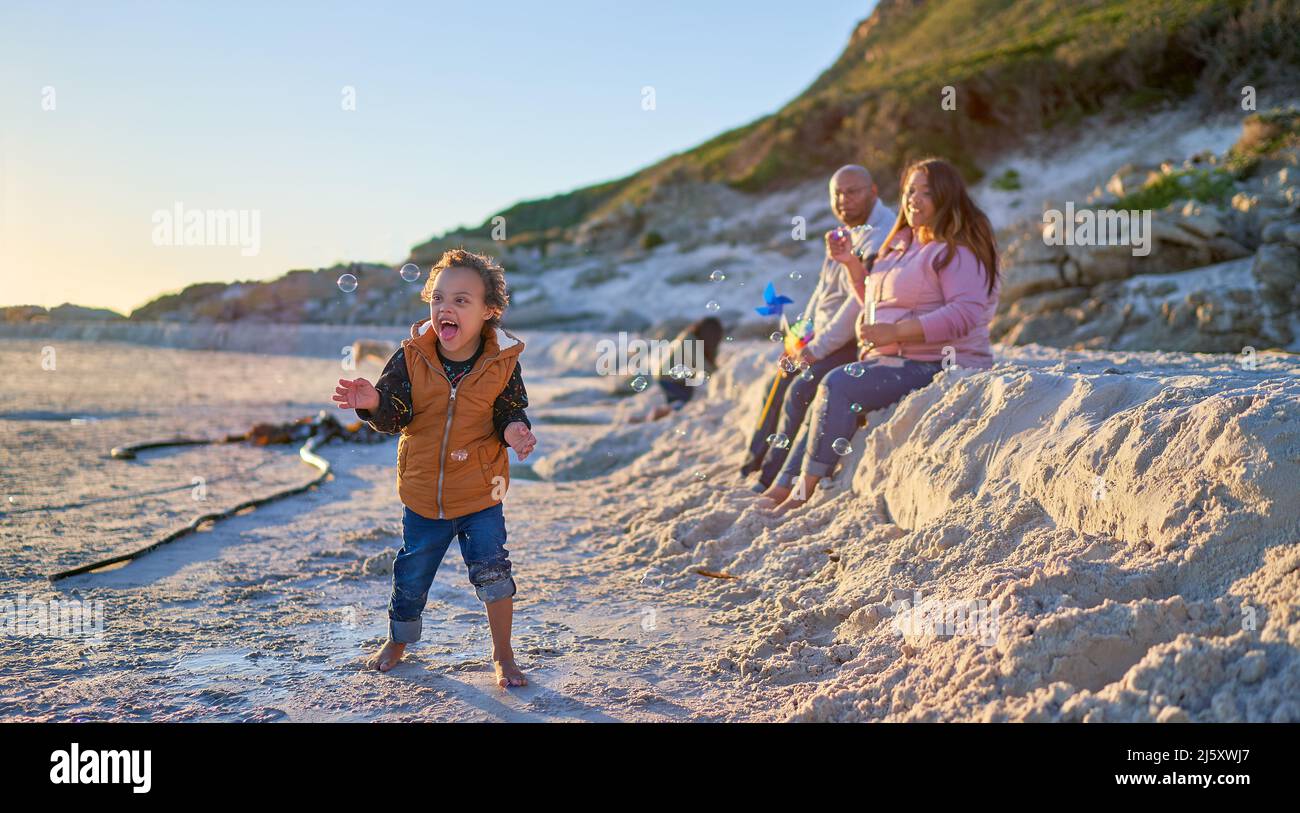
xmin=754 ymin=484 xmax=791 ymax=512
xmin=368 ymin=640 xmax=406 ymax=672
xmin=770 ymin=494 xmax=808 ymax=517
xmin=493 ymin=653 xmax=527 ymax=688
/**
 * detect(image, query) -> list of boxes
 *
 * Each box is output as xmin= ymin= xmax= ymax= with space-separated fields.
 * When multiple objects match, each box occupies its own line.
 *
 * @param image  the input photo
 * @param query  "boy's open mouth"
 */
xmin=438 ymin=317 xmax=459 ymax=342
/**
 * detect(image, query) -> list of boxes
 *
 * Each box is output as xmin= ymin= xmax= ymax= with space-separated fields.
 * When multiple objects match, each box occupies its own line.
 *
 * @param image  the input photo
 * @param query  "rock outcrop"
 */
xmin=993 ymin=108 xmax=1300 ymax=353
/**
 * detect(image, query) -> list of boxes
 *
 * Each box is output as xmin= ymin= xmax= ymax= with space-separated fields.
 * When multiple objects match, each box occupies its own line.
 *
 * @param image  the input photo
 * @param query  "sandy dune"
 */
xmin=1 ymin=332 xmax=1297 ymax=721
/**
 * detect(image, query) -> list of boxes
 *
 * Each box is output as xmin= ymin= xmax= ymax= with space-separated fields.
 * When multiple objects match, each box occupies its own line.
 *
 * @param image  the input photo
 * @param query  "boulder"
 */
xmin=1105 ymin=163 xmax=1160 ymax=199
xmin=1231 ymin=192 xmax=1258 ymax=213
xmin=1003 ymin=311 xmax=1082 ymax=346
xmin=1000 ymin=261 xmax=1063 ymax=300
xmin=1152 ymin=218 xmax=1208 ymax=249
xmin=1252 ymin=243 xmax=1300 ymax=311
xmin=988 ymin=312 xmax=1018 ymax=339
xmin=1261 ymin=220 xmax=1295 ymax=242
xmin=1008 ymin=229 xmax=1067 ymax=265
xmin=1208 ymin=236 xmax=1253 ymax=262
xmin=1009 ymin=287 xmax=1090 ymax=317
xmin=1069 ymin=244 xmax=1137 ymax=285
xmin=1175 ymin=203 xmax=1227 ymax=239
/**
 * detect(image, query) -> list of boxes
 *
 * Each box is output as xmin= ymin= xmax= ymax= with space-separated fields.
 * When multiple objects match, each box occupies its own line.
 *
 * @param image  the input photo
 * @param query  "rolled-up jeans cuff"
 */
xmin=389 ymin=617 xmax=422 ymax=644
xmin=475 ymin=575 xmax=517 ymax=604
xmin=804 ymin=458 xmax=835 ymax=478
xmin=774 ymin=470 xmax=797 ymax=488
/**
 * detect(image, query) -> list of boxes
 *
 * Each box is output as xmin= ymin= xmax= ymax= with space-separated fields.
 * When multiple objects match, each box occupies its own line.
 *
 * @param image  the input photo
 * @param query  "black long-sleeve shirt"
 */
xmin=356 ymin=345 xmax=530 ymax=444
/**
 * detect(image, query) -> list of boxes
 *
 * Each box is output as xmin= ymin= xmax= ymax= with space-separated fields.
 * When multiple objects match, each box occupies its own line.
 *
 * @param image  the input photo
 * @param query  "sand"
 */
xmin=0 ymin=336 xmax=750 ymax=721
xmin=592 ymin=340 xmax=1300 ymax=721
xmin=3 ymin=330 xmax=1296 ymax=722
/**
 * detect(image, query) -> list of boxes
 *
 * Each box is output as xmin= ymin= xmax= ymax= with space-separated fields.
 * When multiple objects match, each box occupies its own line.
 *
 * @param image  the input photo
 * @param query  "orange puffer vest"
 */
xmin=396 ymin=319 xmax=525 ymax=519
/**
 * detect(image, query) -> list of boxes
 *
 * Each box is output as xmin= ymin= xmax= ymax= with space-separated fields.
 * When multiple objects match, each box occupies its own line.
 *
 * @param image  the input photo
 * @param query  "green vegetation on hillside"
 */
xmin=1115 ymin=106 xmax=1300 ymax=209
xmin=419 ymin=0 xmax=1298 ymax=250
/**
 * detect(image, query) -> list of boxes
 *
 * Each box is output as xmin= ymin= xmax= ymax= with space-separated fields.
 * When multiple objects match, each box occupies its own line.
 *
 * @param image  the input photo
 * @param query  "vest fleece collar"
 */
xmin=406 ymin=319 xmax=523 ymax=365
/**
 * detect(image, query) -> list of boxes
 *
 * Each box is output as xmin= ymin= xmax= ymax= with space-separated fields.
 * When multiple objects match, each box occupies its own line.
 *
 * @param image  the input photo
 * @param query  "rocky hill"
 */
xmin=420 ymin=0 xmax=1297 ymax=258
xmin=994 ymin=108 xmax=1300 ymax=353
xmin=4 ymin=0 xmax=1297 ymax=349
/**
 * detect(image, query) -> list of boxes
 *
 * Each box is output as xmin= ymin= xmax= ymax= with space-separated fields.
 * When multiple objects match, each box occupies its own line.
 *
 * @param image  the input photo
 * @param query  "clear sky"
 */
xmin=1 ymin=1 xmax=872 ymax=314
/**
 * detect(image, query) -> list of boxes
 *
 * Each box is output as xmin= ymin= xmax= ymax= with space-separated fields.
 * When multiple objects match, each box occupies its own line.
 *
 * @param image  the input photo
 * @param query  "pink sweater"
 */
xmin=859 ymin=227 xmax=1000 ymax=368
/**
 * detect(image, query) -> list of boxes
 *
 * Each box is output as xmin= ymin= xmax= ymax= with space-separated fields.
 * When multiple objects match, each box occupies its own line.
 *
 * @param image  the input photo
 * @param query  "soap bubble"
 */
xmin=399 ymin=263 xmax=421 ymax=282
xmin=725 ymin=336 xmax=734 ymax=342
xmin=778 ymin=356 xmax=798 ymax=373
xmin=844 ymin=362 xmax=864 ymax=378
xmin=832 ymin=438 xmax=853 ymax=455
xmin=671 ymin=364 xmax=694 ymax=380
xmin=770 ymin=331 xmax=783 ymax=342
xmin=800 ymin=368 xmax=814 ymax=381
xmin=789 ymin=270 xmax=802 ymax=280
xmin=709 ymin=269 xmax=726 ymax=282
xmin=449 ymin=448 xmax=469 ymax=462
xmin=705 ymin=300 xmax=720 ymax=312
xmin=630 ymin=376 xmax=649 ymax=392
xmin=850 ymin=402 xmax=863 ymax=413
xmin=640 ymin=568 xmax=666 ymax=589
xmin=337 ymin=273 xmax=358 ymax=293
xmin=693 ymin=471 xmax=707 ymax=482
xmin=766 ymin=432 xmax=790 ymax=449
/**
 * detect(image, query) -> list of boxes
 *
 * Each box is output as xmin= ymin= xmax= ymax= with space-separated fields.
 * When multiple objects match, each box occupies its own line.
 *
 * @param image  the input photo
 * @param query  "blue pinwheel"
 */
xmin=754 ymin=281 xmax=794 ymax=317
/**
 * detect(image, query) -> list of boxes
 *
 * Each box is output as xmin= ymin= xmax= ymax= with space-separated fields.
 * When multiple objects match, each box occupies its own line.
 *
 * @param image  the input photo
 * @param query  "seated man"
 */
xmin=739 ymin=164 xmax=895 ymax=489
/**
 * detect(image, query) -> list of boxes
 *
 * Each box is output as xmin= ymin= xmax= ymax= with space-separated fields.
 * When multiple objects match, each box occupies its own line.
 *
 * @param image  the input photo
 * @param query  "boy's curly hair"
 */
xmin=420 ymin=248 xmax=510 ymax=329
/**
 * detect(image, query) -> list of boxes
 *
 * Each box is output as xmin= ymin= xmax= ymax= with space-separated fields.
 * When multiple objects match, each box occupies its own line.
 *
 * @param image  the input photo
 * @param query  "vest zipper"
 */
xmin=412 ymin=334 xmax=510 ymax=520
xmin=436 ymin=387 xmax=456 ymax=519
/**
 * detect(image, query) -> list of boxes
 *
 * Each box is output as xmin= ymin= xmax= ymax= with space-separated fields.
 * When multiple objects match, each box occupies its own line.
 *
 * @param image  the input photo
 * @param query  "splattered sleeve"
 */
xmin=492 ymin=361 xmax=530 ymax=444
xmin=355 ymin=348 xmax=412 ymax=434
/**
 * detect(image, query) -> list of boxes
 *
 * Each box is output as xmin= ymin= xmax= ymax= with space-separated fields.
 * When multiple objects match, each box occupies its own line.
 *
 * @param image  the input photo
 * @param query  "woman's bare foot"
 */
xmin=754 ymin=483 xmax=791 ymax=511
xmin=368 ymin=640 xmax=406 ymax=672
xmin=769 ymin=475 xmax=819 ymax=516
xmin=770 ymin=494 xmax=809 ymax=517
xmin=493 ymin=652 xmax=527 ymax=688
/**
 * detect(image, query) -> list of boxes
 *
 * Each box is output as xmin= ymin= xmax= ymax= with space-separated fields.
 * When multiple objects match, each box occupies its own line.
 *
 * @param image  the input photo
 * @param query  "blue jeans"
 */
xmin=744 ymin=342 xmax=860 ymax=487
xmin=776 ymin=359 xmax=943 ymax=487
xmin=658 ymin=377 xmax=693 ymax=410
xmin=388 ymin=502 xmax=517 ymax=643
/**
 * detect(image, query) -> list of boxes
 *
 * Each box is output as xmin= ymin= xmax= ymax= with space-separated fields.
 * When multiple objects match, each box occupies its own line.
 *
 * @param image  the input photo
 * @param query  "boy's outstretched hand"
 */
xmin=504 ymin=421 xmax=536 ymax=461
xmin=334 ymin=378 xmax=380 ymax=411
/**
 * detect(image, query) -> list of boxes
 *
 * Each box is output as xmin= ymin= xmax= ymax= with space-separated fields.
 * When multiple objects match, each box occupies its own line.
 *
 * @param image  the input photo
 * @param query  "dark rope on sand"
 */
xmin=108 ymin=435 xmax=245 ymax=459
xmin=47 ymin=435 xmax=332 ymax=582
xmin=46 ymin=412 xmax=385 ymax=582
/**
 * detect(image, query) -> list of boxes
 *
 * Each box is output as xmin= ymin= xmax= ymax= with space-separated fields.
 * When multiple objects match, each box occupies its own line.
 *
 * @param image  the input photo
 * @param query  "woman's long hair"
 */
xmin=878 ymin=158 xmax=1000 ymax=295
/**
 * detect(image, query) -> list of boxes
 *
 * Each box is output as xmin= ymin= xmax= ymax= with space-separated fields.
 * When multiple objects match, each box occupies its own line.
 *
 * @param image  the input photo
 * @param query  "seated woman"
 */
xmin=739 ymin=164 xmax=895 ymax=487
xmin=754 ymin=157 xmax=1002 ymax=516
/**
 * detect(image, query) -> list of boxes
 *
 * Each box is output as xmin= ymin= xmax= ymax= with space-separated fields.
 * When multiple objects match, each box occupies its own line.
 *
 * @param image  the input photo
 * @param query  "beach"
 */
xmin=0 ymin=334 xmax=753 ymax=721
xmin=2 ymin=328 xmax=1297 ymax=721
